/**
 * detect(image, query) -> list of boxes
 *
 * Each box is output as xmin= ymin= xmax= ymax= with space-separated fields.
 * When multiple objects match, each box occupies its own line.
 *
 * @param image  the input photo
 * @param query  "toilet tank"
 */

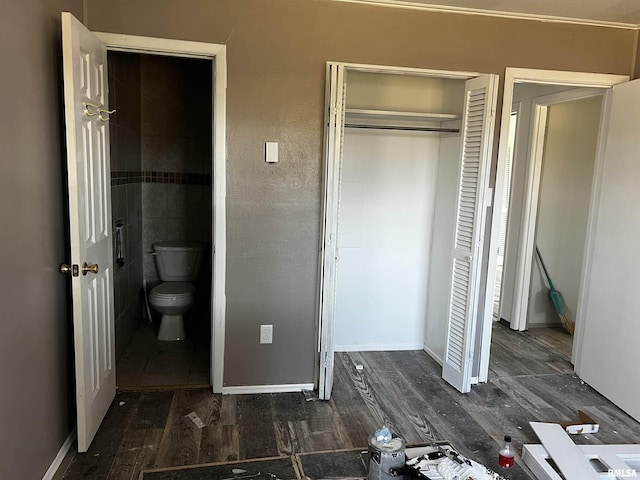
xmin=153 ymin=241 xmax=205 ymax=281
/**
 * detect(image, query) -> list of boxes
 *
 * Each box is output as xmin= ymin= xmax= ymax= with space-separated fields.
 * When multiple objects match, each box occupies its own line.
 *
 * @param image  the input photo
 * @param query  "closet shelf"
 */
xmin=345 ymin=108 xmax=461 ymax=121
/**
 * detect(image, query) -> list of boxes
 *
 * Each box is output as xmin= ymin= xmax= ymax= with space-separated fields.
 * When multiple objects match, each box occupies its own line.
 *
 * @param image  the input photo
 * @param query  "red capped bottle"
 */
xmin=498 ymin=435 xmax=514 ymax=468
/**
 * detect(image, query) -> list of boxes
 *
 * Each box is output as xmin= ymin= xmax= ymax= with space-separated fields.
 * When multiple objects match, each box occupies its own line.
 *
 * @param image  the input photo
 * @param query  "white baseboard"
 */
xmin=423 ymin=344 xmax=443 ymax=366
xmin=42 ymin=428 xmax=76 ymax=480
xmin=222 ymin=383 xmax=315 ymax=395
xmin=334 ymin=343 xmax=424 ymax=352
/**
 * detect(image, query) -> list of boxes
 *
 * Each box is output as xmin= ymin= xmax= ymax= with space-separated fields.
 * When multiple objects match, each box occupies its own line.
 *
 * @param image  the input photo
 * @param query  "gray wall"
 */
xmin=84 ymin=0 xmax=638 ymax=387
xmin=0 ymin=1 xmax=83 ymax=479
xmin=108 ymin=51 xmax=144 ymax=360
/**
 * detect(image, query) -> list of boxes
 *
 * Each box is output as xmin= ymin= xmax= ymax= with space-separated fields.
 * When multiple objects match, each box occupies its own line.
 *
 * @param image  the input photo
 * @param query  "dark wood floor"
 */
xmin=521 ymin=325 xmax=573 ymax=363
xmin=55 ymin=323 xmax=640 ymax=480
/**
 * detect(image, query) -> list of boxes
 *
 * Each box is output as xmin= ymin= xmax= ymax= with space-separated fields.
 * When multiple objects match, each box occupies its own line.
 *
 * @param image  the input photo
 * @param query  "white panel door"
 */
xmin=576 ymin=79 xmax=640 ymax=422
xmin=442 ymin=75 xmax=498 ymax=393
xmin=62 ymin=12 xmax=116 ymax=452
xmin=318 ymin=63 xmax=346 ymax=400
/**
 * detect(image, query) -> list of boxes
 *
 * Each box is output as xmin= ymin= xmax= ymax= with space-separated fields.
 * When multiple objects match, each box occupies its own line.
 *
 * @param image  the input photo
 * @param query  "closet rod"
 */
xmin=344 ymin=124 xmax=459 ymax=133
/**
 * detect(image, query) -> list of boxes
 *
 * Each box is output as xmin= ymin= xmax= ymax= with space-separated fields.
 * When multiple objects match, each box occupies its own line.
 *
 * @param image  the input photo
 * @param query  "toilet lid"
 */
xmin=150 ymin=282 xmax=195 ymax=298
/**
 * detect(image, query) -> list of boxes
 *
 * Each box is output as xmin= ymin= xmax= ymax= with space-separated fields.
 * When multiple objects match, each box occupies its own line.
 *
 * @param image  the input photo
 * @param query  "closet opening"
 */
xmin=319 ymin=64 xmax=499 ymax=398
xmin=334 ymin=72 xmax=464 ymax=357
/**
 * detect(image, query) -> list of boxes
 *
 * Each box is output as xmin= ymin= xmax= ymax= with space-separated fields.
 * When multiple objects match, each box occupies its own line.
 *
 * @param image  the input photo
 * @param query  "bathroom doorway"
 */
xmin=107 ymin=51 xmax=213 ymax=388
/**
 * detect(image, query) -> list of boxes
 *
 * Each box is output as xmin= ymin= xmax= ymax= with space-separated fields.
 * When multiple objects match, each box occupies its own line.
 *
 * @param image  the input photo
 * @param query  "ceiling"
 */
xmin=347 ymin=0 xmax=640 ymax=27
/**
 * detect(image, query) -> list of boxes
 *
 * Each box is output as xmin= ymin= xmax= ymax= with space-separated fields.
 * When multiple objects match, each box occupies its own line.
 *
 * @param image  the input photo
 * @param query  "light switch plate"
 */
xmin=265 ymin=142 xmax=278 ymax=163
xmin=260 ymin=324 xmax=273 ymax=344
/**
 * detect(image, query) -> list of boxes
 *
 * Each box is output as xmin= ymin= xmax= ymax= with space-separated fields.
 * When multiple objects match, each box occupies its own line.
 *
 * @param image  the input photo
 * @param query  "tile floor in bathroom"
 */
xmin=116 ymin=321 xmax=210 ymax=388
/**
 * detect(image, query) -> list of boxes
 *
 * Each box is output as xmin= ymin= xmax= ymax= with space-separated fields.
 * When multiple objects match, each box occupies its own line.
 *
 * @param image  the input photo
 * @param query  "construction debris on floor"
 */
xmin=368 ymin=428 xmax=509 ymax=480
xmin=524 ymin=421 xmax=640 ymax=480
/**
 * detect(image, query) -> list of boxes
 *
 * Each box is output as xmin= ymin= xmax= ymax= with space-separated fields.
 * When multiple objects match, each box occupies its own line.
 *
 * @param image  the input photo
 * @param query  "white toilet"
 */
xmin=149 ymin=241 xmax=205 ymax=341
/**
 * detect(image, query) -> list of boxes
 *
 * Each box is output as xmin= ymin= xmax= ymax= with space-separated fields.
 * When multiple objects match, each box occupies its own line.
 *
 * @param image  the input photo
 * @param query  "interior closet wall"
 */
xmin=334 ymin=72 xmax=464 ymax=352
xmin=335 ymin=129 xmax=439 ymax=350
xmin=529 ymin=95 xmax=603 ymax=326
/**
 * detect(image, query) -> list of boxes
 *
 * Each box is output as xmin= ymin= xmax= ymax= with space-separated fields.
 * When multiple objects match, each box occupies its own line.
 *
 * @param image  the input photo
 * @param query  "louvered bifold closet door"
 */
xmin=442 ymin=75 xmax=497 ymax=393
xmin=318 ymin=63 xmax=347 ymax=400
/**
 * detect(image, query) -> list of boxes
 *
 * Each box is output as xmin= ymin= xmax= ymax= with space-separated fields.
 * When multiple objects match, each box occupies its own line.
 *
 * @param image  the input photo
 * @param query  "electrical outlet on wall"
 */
xmin=260 ymin=324 xmax=273 ymax=344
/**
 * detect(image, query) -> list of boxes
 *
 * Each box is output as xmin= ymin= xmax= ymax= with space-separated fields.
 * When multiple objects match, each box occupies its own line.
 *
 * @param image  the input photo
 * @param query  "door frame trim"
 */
xmin=95 ymin=32 xmax=227 ymax=393
xmin=489 ymin=68 xmax=627 ymax=342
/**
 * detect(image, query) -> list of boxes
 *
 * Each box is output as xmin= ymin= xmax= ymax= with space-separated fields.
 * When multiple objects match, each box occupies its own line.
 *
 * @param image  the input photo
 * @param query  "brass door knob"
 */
xmin=82 ymin=262 xmax=99 ymax=275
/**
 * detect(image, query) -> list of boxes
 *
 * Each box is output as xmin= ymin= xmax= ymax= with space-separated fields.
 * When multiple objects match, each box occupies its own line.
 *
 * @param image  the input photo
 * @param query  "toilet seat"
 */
xmin=150 ymin=282 xmax=195 ymax=299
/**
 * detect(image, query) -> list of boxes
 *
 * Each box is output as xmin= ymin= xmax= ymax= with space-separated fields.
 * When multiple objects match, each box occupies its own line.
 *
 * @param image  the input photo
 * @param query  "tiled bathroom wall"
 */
xmin=108 ymin=51 xmax=144 ymax=361
xmin=109 ymin=52 xmax=213 ymax=356
xmin=140 ymin=55 xmax=212 ymax=286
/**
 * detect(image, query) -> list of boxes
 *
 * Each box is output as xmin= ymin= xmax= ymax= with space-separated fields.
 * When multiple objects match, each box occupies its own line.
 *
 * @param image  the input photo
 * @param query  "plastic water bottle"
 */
xmin=498 ymin=435 xmax=514 ymax=468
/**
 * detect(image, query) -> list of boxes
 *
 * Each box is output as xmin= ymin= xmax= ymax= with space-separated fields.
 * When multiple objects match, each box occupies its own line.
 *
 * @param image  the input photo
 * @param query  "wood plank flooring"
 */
xmin=521 ymin=326 xmax=573 ymax=363
xmin=55 ymin=323 xmax=640 ymax=480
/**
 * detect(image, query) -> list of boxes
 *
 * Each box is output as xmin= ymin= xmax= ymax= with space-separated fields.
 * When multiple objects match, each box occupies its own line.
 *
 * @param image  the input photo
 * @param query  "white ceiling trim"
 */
xmin=334 ymin=0 xmax=640 ymax=30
